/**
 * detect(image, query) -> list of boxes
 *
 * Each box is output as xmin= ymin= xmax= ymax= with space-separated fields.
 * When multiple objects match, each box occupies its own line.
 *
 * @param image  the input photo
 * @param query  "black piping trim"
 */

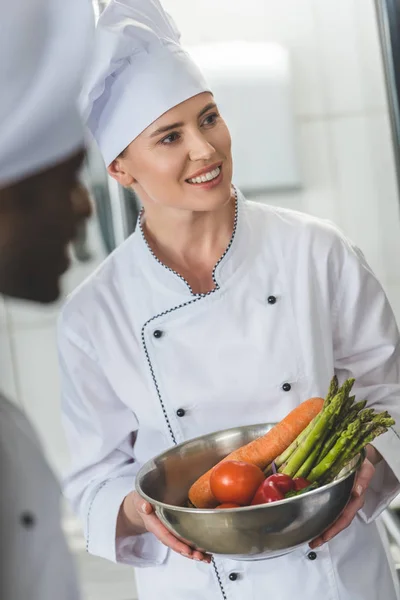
xmin=138 ymin=187 xmax=238 ymax=298
xmin=212 ymin=557 xmax=228 ymax=600
xmin=85 ymin=479 xmax=110 ymax=552
xmin=140 ymin=188 xmax=238 ymax=599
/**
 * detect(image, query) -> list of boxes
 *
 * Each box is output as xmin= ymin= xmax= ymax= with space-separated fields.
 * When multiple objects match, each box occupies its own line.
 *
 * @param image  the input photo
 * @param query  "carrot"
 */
xmin=188 ymin=397 xmax=324 ymax=508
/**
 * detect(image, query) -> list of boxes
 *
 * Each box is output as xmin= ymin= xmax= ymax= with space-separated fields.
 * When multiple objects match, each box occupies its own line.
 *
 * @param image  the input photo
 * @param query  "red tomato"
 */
xmin=251 ymin=480 xmax=285 ymax=505
xmin=292 ymin=477 xmax=310 ymax=491
xmin=210 ymin=460 xmax=265 ymax=505
xmin=216 ymin=503 xmax=241 ymax=509
xmin=266 ymin=474 xmax=293 ymax=494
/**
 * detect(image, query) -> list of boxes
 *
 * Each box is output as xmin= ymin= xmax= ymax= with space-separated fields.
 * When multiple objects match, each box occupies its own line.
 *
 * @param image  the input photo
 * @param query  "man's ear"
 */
xmin=107 ymin=157 xmax=136 ymax=187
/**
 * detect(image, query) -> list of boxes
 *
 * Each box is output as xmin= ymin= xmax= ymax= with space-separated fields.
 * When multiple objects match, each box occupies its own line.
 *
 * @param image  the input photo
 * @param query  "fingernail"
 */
xmin=141 ymin=503 xmax=148 ymax=513
xmin=193 ymin=557 xmax=201 ymax=561
xmin=356 ymin=485 xmax=363 ymax=496
xmin=181 ymin=552 xmax=192 ymax=559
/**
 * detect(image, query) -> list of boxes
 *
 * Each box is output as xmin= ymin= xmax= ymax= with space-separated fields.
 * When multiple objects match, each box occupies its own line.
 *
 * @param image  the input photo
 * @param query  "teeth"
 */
xmin=188 ymin=167 xmax=220 ymax=184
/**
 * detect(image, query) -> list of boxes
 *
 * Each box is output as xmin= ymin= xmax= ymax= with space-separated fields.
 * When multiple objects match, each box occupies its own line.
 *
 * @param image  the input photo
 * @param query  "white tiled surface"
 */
xmin=353 ymin=0 xmax=388 ymax=111
xmin=164 ymin=0 xmax=325 ymax=119
xmin=313 ymin=0 xmax=365 ymax=115
xmin=364 ymin=113 xmax=400 ymax=285
xmin=328 ymin=115 xmax=387 ymax=279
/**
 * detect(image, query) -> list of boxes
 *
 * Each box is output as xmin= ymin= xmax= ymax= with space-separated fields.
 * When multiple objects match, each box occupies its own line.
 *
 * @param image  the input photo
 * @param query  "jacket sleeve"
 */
xmin=332 ymin=240 xmax=400 ymax=522
xmin=57 ymin=311 xmax=168 ymax=567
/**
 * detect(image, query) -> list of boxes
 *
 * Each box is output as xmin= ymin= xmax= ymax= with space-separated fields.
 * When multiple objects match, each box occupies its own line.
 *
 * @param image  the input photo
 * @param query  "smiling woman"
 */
xmin=108 ymin=94 xmax=233 ymax=217
xmin=58 ymin=2 xmax=400 ymax=600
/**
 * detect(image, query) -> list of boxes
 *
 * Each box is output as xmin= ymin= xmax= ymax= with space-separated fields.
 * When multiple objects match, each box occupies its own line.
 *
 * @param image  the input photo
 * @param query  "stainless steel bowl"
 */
xmin=136 ymin=423 xmax=363 ymax=560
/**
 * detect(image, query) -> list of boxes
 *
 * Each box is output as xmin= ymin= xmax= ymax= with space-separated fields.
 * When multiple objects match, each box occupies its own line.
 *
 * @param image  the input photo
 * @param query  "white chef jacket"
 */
xmin=59 ymin=190 xmax=400 ymax=600
xmin=0 ymin=394 xmax=80 ymax=600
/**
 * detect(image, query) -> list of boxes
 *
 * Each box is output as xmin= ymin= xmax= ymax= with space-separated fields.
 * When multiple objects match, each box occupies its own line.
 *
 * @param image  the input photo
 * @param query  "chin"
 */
xmin=1 ymin=277 xmax=61 ymax=304
xmin=189 ymin=182 xmax=233 ymax=213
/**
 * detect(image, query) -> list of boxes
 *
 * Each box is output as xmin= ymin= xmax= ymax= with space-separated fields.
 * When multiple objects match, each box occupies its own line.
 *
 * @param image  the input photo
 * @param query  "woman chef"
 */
xmin=58 ymin=1 xmax=400 ymax=599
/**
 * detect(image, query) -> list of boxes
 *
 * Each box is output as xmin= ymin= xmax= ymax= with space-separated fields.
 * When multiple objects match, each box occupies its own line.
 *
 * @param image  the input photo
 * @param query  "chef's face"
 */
xmin=108 ymin=92 xmax=233 ymax=213
xmin=0 ymin=150 xmax=92 ymax=303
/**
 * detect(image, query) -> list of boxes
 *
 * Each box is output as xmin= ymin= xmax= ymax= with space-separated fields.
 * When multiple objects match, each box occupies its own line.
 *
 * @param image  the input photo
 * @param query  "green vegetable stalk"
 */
xmin=325 ymin=375 xmax=339 ymax=407
xmin=307 ymin=419 xmax=362 ymax=483
xmin=321 ymin=423 xmax=392 ymax=484
xmin=280 ymin=379 xmax=354 ymax=478
xmin=294 ymin=436 xmax=326 ymax=479
xmin=266 ymin=415 xmax=319 ymax=475
xmin=317 ymin=402 xmax=369 ymax=462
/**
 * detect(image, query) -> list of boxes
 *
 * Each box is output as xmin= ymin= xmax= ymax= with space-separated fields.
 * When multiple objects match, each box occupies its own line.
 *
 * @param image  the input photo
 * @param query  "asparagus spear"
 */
xmin=325 ymin=375 xmax=339 ymax=407
xmin=280 ymin=380 xmax=354 ymax=477
xmin=338 ymin=394 xmax=356 ymax=420
xmin=359 ymin=412 xmax=394 ymax=435
xmin=285 ymin=482 xmax=319 ymax=498
xmin=294 ymin=436 xmax=326 ymax=479
xmin=321 ymin=424 xmax=391 ymax=484
xmin=317 ymin=415 xmax=395 ymax=484
xmin=317 ymin=402 xmax=370 ymax=462
xmin=307 ymin=419 xmax=362 ymax=483
xmin=266 ymin=415 xmax=320 ymax=475
xmin=265 ymin=376 xmax=348 ymax=476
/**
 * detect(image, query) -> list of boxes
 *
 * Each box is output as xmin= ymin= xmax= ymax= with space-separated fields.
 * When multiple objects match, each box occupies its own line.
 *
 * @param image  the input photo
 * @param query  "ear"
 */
xmin=107 ymin=158 xmax=136 ymax=187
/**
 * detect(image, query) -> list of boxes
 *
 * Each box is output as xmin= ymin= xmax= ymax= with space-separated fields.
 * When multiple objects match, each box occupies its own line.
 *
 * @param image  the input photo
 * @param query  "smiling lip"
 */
xmin=186 ymin=165 xmax=223 ymax=190
xmin=185 ymin=162 xmax=222 ymax=181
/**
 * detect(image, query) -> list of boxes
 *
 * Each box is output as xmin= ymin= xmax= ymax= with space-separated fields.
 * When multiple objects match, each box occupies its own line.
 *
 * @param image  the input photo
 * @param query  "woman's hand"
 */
xmin=309 ymin=445 xmax=381 ymax=549
xmin=119 ymin=491 xmax=211 ymax=563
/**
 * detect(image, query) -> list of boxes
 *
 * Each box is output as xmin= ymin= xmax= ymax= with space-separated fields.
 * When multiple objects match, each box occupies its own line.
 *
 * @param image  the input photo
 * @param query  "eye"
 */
xmin=202 ymin=113 xmax=219 ymax=127
xmin=160 ymin=132 xmax=181 ymax=145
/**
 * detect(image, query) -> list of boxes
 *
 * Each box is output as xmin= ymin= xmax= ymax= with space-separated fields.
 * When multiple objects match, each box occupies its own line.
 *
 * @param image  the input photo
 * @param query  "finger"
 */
xmin=310 ymin=495 xmax=365 ymax=549
xmin=143 ymin=512 xmax=212 ymax=562
xmin=132 ymin=494 xmax=154 ymax=516
xmin=134 ymin=495 xmax=211 ymax=563
xmin=352 ymin=459 xmax=375 ymax=498
xmin=192 ymin=549 xmax=212 ymax=564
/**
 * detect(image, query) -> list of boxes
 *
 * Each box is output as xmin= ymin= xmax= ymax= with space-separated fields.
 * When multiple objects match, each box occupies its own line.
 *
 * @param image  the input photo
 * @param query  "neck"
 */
xmin=140 ymin=190 xmax=236 ymax=292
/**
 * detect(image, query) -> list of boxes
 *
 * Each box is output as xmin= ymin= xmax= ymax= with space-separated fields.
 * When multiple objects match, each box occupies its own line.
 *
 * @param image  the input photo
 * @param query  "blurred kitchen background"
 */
xmin=3 ymin=0 xmax=400 ymax=598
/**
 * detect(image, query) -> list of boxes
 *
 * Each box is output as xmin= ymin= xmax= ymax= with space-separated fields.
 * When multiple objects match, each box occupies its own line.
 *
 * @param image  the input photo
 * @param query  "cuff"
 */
xmin=116 ymin=532 xmax=168 ymax=567
xmin=86 ymin=475 xmax=168 ymax=567
xmin=358 ymin=428 xmax=400 ymax=523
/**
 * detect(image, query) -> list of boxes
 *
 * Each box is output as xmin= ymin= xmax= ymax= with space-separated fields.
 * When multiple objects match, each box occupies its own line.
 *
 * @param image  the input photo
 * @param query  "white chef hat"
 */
xmin=80 ymin=0 xmax=211 ymax=166
xmin=0 ymin=0 xmax=93 ymax=187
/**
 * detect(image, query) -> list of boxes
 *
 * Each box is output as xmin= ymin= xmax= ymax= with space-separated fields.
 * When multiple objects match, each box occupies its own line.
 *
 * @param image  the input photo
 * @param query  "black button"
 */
xmin=20 ymin=512 xmax=36 ymax=528
xmin=267 ymin=295 xmax=277 ymax=304
xmin=153 ymin=330 xmax=163 ymax=339
xmin=176 ymin=408 xmax=186 ymax=417
xmin=308 ymin=551 xmax=317 ymax=561
xmin=282 ymin=383 xmax=291 ymax=392
xmin=229 ymin=573 xmax=238 ymax=581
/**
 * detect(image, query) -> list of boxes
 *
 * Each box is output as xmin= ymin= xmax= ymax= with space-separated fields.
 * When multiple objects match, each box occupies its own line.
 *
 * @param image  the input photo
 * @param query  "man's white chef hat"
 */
xmin=80 ymin=0 xmax=211 ymax=166
xmin=0 ymin=0 xmax=93 ymax=187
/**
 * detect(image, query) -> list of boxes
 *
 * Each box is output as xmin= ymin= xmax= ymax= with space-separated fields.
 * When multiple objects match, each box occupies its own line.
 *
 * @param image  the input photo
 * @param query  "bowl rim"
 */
xmin=136 ymin=451 xmax=363 ymax=513
xmin=135 ymin=421 xmax=365 ymax=513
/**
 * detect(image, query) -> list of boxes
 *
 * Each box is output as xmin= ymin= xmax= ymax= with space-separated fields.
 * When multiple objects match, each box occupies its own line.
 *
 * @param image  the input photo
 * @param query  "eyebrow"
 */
xmin=150 ymin=102 xmax=217 ymax=138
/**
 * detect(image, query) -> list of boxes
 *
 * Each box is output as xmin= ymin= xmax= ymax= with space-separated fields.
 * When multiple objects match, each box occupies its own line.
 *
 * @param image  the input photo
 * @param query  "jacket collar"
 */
xmin=132 ymin=187 xmax=250 ymax=297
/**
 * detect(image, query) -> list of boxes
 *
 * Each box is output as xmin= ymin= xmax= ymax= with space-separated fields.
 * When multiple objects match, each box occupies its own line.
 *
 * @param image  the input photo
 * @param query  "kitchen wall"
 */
xmin=1 ymin=0 xmax=400 ymax=478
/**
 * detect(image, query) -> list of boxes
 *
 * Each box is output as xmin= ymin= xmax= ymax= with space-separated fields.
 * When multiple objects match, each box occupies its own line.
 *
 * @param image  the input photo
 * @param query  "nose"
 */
xmin=188 ymin=131 xmax=215 ymax=162
xmin=71 ymin=183 xmax=92 ymax=221
xmin=70 ymin=184 xmax=93 ymax=262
